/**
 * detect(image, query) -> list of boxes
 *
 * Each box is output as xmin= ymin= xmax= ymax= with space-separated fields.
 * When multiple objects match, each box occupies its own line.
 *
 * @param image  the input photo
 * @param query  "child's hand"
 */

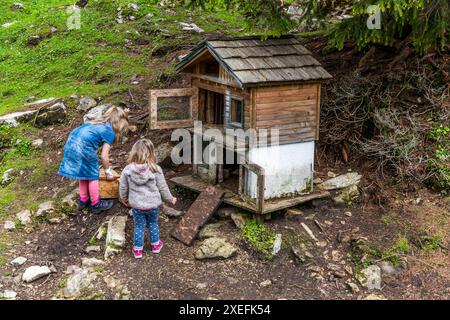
xmin=171 ymin=197 xmax=177 ymax=205
xmin=105 ymin=168 xmax=114 ymax=180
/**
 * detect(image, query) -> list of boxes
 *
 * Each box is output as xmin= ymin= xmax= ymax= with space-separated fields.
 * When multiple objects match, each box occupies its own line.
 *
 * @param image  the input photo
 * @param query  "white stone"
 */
xmin=1 ymin=168 xmax=14 ymax=186
xmin=24 ymin=97 xmax=59 ymax=107
xmin=83 ymin=104 xmax=112 ymax=122
xmin=0 ymin=290 xmax=17 ymax=300
xmin=16 ymin=210 xmax=32 ymax=226
xmin=63 ymin=267 xmax=97 ymax=298
xmin=272 ymin=234 xmax=282 ymax=255
xmin=231 ymin=212 xmax=246 ymax=230
xmin=81 ymin=258 xmax=105 ymax=268
xmin=35 ymin=201 xmax=54 ymax=216
xmin=10 ymin=256 xmax=27 ymax=266
xmin=0 ymin=110 xmax=38 ymax=127
xmin=4 ymin=220 xmax=15 ymax=231
xmin=31 ymin=139 xmax=43 ymax=148
xmin=127 ymin=3 xmax=139 ymax=11
xmin=259 ymin=280 xmax=272 ymax=288
xmin=22 ymin=266 xmax=51 ymax=283
xmin=105 ymin=216 xmax=127 ymax=248
xmin=85 ymin=245 xmax=101 ymax=254
xmin=12 ymin=3 xmax=25 ymax=9
xmin=2 ymin=21 xmax=17 ymax=28
xmin=195 ymin=237 xmax=237 ymax=260
xmin=77 ymin=97 xmax=97 ymax=112
xmin=358 ymin=265 xmax=382 ymax=290
xmin=319 ymin=172 xmax=362 ymax=191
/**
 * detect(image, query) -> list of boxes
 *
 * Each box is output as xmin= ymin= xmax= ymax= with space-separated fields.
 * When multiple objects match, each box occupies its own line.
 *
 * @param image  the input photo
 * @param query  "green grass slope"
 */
xmin=0 ymin=0 xmax=244 ymax=114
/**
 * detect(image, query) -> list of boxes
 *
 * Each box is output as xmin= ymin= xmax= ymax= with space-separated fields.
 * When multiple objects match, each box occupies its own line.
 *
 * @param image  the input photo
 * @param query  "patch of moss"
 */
xmin=242 ymin=219 xmax=276 ymax=260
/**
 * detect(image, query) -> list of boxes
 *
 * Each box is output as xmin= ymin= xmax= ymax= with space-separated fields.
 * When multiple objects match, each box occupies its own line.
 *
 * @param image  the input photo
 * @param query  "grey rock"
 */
xmin=35 ymin=201 xmax=54 ymax=217
xmin=0 ymin=110 xmax=38 ymax=127
xmin=31 ymin=138 xmax=43 ymax=148
xmin=63 ymin=266 xmax=97 ymax=298
xmin=4 ymin=220 xmax=15 ymax=231
xmin=285 ymin=208 xmax=304 ymax=219
xmin=319 ymin=172 xmax=362 ymax=191
xmin=378 ymin=261 xmax=400 ymax=275
xmin=81 ymin=258 xmax=105 ymax=268
xmin=197 ymin=222 xmax=224 ymax=239
xmin=61 ymin=190 xmax=78 ymax=208
xmin=12 ymin=3 xmax=25 ymax=9
xmin=85 ymin=246 xmax=101 ymax=254
xmin=106 ymin=216 xmax=127 ymax=248
xmin=259 ymin=280 xmax=272 ymax=288
xmin=180 ymin=22 xmax=204 ymax=33
xmin=162 ymin=204 xmax=183 ymax=218
xmin=49 ymin=217 xmax=62 ymax=224
xmin=16 ymin=210 xmax=32 ymax=226
xmin=215 ymin=206 xmax=238 ymax=219
xmin=0 ymin=290 xmax=17 ymax=300
xmin=272 ymin=234 xmax=282 ymax=255
xmin=1 ymin=168 xmax=15 ymax=186
xmin=334 ymin=184 xmax=360 ymax=206
xmin=22 ymin=266 xmax=51 ymax=283
xmin=34 ymin=102 xmax=67 ymax=127
xmin=230 ymin=212 xmax=246 ymax=230
xmin=357 ymin=265 xmax=382 ymax=290
xmin=24 ymin=97 xmax=60 ymax=108
xmin=127 ymin=3 xmax=139 ymax=11
xmin=104 ymin=246 xmax=121 ymax=259
xmin=346 ymin=282 xmax=360 ymax=293
xmin=77 ymin=97 xmax=97 ymax=112
xmin=83 ymin=104 xmax=113 ymax=122
xmin=195 ymin=237 xmax=237 ymax=260
xmin=10 ymin=256 xmax=27 ymax=266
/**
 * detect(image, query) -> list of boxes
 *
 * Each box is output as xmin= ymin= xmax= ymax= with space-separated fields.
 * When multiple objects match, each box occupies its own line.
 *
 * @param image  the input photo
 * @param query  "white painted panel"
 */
xmin=246 ymin=141 xmax=315 ymax=199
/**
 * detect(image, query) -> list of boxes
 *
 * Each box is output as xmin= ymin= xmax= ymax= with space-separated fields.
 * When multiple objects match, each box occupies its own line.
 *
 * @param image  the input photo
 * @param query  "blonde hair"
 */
xmin=90 ymin=106 xmax=129 ymax=143
xmin=128 ymin=139 xmax=158 ymax=173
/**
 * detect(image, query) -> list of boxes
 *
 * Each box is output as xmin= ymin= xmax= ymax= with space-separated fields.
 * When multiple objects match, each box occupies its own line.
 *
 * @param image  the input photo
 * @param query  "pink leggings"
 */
xmin=79 ymin=180 xmax=100 ymax=205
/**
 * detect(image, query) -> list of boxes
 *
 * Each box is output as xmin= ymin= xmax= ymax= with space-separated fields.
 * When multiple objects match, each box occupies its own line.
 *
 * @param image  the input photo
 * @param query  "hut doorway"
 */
xmin=198 ymin=89 xmax=224 ymax=127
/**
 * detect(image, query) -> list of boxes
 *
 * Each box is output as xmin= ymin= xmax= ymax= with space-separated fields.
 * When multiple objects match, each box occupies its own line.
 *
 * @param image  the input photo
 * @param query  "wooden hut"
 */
xmin=149 ymin=36 xmax=332 ymax=215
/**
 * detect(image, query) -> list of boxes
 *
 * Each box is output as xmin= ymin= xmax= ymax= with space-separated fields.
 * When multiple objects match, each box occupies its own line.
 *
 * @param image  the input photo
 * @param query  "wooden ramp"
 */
xmin=171 ymin=186 xmax=224 ymax=246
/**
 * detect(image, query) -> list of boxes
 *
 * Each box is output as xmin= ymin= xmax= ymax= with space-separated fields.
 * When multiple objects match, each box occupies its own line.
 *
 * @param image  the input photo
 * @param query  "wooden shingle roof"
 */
xmin=176 ymin=36 xmax=332 ymax=87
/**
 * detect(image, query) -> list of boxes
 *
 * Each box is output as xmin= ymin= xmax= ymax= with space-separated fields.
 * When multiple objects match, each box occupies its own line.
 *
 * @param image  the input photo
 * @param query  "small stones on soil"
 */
xmin=292 ymin=245 xmax=313 ymax=263
xmin=259 ymin=280 xmax=272 ymax=288
xmin=4 ymin=220 xmax=15 ymax=231
xmin=285 ymin=208 xmax=304 ymax=219
xmin=35 ymin=201 xmax=55 ymax=217
xmin=10 ymin=257 xmax=27 ymax=266
xmin=0 ymin=290 xmax=17 ymax=300
xmin=22 ymin=266 xmax=52 ymax=283
xmin=197 ymin=222 xmax=224 ymax=240
xmin=1 ymin=168 xmax=14 ymax=186
xmin=344 ymin=211 xmax=352 ymax=217
xmin=16 ymin=210 xmax=32 ymax=226
xmin=301 ymin=222 xmax=319 ymax=242
xmin=378 ymin=261 xmax=400 ymax=275
xmin=272 ymin=234 xmax=282 ymax=256
xmin=32 ymin=138 xmax=43 ymax=148
xmin=104 ymin=216 xmax=127 ymax=259
xmin=346 ymin=282 xmax=360 ymax=293
xmin=63 ymin=266 xmax=98 ymax=299
xmin=85 ymin=246 xmax=101 ymax=254
xmin=230 ymin=212 xmax=246 ymax=230
xmin=357 ymin=265 xmax=382 ymax=289
xmin=81 ymin=258 xmax=105 ymax=268
xmin=195 ymin=237 xmax=237 ymax=260
xmin=77 ymin=97 xmax=97 ymax=112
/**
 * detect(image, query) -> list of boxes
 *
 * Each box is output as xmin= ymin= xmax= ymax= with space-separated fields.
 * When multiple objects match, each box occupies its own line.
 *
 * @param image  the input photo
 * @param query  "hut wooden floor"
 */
xmin=170 ymin=175 xmax=330 ymax=215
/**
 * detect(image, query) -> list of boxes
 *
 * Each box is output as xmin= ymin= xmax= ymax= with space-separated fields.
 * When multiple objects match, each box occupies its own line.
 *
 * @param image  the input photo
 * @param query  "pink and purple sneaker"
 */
xmin=151 ymin=240 xmax=164 ymax=254
xmin=132 ymin=248 xmax=143 ymax=259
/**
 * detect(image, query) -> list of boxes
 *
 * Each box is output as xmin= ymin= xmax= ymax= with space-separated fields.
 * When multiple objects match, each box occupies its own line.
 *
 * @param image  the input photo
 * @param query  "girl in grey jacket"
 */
xmin=119 ymin=139 xmax=177 ymax=258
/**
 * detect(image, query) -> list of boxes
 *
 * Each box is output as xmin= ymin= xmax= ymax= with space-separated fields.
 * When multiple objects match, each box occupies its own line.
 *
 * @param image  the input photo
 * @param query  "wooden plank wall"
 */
xmin=253 ymin=84 xmax=320 ymax=143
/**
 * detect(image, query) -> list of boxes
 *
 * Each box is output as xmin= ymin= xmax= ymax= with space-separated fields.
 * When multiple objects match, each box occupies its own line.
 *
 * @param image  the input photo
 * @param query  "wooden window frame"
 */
xmin=227 ymin=96 xmax=245 ymax=129
xmin=149 ymin=88 xmax=198 ymax=129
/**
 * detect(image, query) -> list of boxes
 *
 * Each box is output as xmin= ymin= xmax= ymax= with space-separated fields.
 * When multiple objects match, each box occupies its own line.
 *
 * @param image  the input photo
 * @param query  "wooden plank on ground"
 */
xmin=171 ymin=186 xmax=224 ymax=246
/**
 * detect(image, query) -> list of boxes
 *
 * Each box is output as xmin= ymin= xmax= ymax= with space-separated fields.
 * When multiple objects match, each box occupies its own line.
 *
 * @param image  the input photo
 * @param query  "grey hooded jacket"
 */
xmin=119 ymin=163 xmax=174 ymax=210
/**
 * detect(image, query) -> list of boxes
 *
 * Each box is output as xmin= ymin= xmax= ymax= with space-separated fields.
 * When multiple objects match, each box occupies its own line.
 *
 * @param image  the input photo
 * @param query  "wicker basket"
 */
xmin=99 ymin=168 xmax=120 ymax=199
